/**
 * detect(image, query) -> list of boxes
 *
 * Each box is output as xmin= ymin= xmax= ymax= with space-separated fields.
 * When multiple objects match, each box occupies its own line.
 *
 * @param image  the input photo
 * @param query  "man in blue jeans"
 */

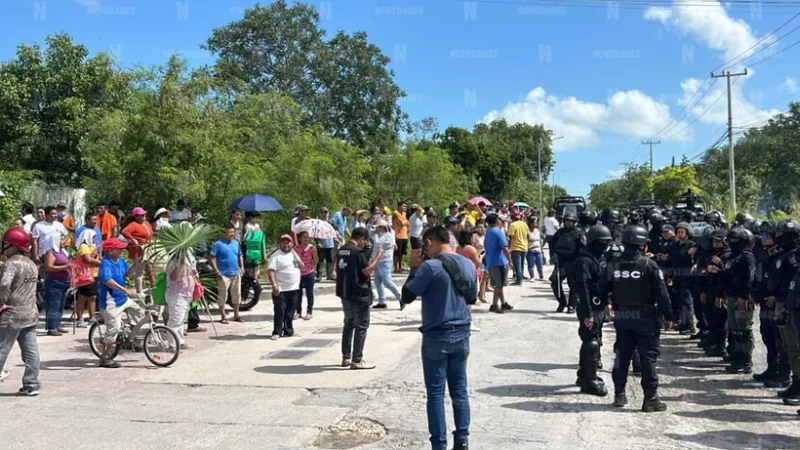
xmin=404 ymin=225 xmax=475 ymax=450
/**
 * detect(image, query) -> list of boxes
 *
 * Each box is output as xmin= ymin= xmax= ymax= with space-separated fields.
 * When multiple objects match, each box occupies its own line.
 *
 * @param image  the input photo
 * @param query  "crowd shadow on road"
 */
xmin=536 ymin=315 xmax=576 ymax=322
xmin=210 ymin=333 xmax=273 ymax=341
xmin=666 ymin=430 xmax=800 ymax=450
xmin=38 ymin=357 xmax=153 ymax=370
xmin=672 ymin=408 xmax=796 ymax=423
xmin=478 ymin=383 xmax=577 ymax=398
xmin=494 ymin=362 xmax=575 ymax=372
xmin=254 ymin=364 xmax=346 ymax=375
xmin=501 ymin=399 xmax=624 ymax=413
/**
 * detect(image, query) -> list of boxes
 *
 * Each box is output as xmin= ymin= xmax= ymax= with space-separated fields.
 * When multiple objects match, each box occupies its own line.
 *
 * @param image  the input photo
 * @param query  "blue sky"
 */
xmin=3 ymin=0 xmax=800 ymax=199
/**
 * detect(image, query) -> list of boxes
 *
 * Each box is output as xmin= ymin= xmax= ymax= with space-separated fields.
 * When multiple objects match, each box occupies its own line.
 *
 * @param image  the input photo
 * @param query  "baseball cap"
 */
xmin=131 ymin=206 xmax=147 ymax=216
xmin=56 ymin=200 xmax=67 ymax=208
xmin=102 ymin=238 xmax=128 ymax=251
xmin=511 ymin=210 xmax=521 ymax=219
xmin=280 ymin=234 xmax=294 ymax=243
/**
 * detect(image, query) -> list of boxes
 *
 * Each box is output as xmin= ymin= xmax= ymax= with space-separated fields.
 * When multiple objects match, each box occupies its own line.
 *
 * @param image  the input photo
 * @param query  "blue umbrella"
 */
xmin=228 ymin=194 xmax=283 ymax=212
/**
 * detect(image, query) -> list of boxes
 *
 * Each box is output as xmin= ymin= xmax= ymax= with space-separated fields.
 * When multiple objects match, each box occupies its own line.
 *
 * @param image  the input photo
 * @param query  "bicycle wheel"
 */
xmin=143 ymin=325 xmax=180 ymax=367
xmin=88 ymin=321 xmax=123 ymax=360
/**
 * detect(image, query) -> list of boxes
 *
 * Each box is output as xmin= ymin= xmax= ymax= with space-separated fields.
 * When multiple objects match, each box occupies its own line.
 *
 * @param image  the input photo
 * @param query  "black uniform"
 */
xmin=599 ymin=252 xmax=673 ymax=400
xmin=551 ymin=226 xmax=585 ymax=311
xmin=666 ymin=237 xmax=696 ymax=331
xmin=572 ymin=249 xmax=607 ymax=394
xmin=771 ymin=242 xmax=800 ymax=392
xmin=718 ymin=240 xmax=757 ymax=372
xmin=753 ymin=244 xmax=789 ymax=383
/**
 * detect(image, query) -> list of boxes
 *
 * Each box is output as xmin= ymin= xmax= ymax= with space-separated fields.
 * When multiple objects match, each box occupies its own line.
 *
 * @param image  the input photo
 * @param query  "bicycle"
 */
xmin=88 ymin=291 xmax=180 ymax=367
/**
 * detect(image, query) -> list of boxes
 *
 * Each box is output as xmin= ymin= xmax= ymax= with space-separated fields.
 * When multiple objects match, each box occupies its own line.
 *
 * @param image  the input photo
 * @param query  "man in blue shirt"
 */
xmin=484 ymin=213 xmax=513 ymax=313
xmin=209 ymin=225 xmax=244 ymax=324
xmin=97 ymin=238 xmax=142 ymax=368
xmin=74 ymin=212 xmax=102 ymax=250
xmin=404 ymin=225 xmax=475 ymax=450
xmin=331 ymin=206 xmax=351 ymax=241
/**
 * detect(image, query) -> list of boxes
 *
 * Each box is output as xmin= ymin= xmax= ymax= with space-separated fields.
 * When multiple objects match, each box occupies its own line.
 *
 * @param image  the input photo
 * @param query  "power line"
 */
xmin=445 ymin=0 xmax=800 ymax=14
xmin=749 ymin=36 xmax=800 ymax=68
xmin=660 ymin=78 xmax=737 ymax=142
xmin=714 ymin=12 xmax=800 ymax=72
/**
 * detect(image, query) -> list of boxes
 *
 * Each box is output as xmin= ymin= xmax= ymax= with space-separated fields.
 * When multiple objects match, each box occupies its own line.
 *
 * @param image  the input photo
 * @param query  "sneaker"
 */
xmin=556 ymin=305 xmax=565 ymax=313
xmin=566 ymin=307 xmax=576 ymax=314
xmin=75 ymin=320 xmax=88 ymax=329
xmin=613 ymin=393 xmax=628 ymax=407
xmin=471 ymin=325 xmax=481 ymax=332
xmin=341 ymin=359 xmax=352 ymax=367
xmin=56 ymin=328 xmax=69 ymax=334
xmin=0 ymin=370 xmax=9 ymax=382
xmin=304 ymin=314 xmax=312 ymax=320
xmin=489 ymin=304 xmax=499 ymax=313
xmin=501 ymin=302 xmax=514 ymax=311
xmin=511 ymin=280 xmax=523 ymax=286
xmin=18 ymin=387 xmax=39 ymax=397
xmin=641 ymin=395 xmax=667 ymax=412
xmin=186 ymin=327 xmax=207 ymax=333
xmin=764 ymin=376 xmax=792 ymax=388
xmin=372 ymin=303 xmax=388 ymax=309
xmin=270 ymin=335 xmax=280 ymax=341
xmin=99 ymin=358 xmax=120 ymax=369
xmin=46 ymin=330 xmax=63 ymax=337
xmin=452 ymin=443 xmax=468 ymax=450
xmin=350 ymin=360 xmax=377 ymax=370
xmin=293 ymin=313 xmax=301 ymax=320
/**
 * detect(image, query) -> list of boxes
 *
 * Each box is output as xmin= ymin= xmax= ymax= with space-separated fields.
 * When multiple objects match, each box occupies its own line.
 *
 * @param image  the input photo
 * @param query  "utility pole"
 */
xmin=711 ymin=69 xmax=748 ymax=213
xmin=641 ymin=140 xmax=660 ymax=200
xmin=535 ymin=134 xmax=543 ymax=217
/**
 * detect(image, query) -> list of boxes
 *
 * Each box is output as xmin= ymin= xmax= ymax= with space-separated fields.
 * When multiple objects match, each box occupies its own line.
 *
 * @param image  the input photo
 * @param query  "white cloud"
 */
xmin=644 ymin=2 xmax=762 ymax=69
xmin=481 ymin=87 xmax=688 ymax=151
xmin=644 ymin=2 xmax=781 ymax=130
xmin=781 ymin=77 xmax=798 ymax=94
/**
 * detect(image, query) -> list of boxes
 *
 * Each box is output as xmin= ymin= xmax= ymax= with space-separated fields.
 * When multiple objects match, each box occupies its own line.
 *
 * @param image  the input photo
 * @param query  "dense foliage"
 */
xmin=0 ymin=2 xmax=564 ymax=240
xmin=589 ymin=102 xmax=800 ymax=218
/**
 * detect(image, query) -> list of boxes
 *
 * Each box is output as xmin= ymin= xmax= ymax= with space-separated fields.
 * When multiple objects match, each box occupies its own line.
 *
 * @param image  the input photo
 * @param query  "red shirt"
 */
xmin=121 ymin=221 xmax=154 ymax=260
xmin=294 ymin=244 xmax=316 ymax=276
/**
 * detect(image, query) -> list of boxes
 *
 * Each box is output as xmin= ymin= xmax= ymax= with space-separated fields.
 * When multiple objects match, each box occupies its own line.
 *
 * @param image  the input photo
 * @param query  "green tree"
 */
xmin=206 ymin=1 xmax=407 ymax=150
xmin=651 ymin=165 xmax=701 ymax=206
xmin=0 ymin=33 xmax=131 ymax=185
xmin=588 ymin=178 xmax=627 ymax=211
xmin=0 ymin=170 xmax=37 ymax=231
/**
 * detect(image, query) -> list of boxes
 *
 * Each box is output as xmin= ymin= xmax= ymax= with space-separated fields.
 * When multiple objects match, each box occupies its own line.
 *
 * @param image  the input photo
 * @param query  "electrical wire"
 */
xmin=714 ymin=12 xmax=800 ymax=72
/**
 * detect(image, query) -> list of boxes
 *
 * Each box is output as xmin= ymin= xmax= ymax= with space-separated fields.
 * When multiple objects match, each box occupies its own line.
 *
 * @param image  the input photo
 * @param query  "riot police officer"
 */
xmin=702 ymin=229 xmax=731 ymax=357
xmin=718 ymin=227 xmax=757 ymax=374
xmin=771 ymin=220 xmax=800 ymax=402
xmin=670 ymin=222 xmax=697 ymax=335
xmin=648 ymin=213 xmax=666 ymax=254
xmin=571 ymin=225 xmax=613 ymax=397
xmin=628 ymin=211 xmax=642 ymax=227
xmin=551 ymin=212 xmax=585 ymax=313
xmin=577 ymin=211 xmax=596 ymax=233
xmin=752 ymin=221 xmax=790 ymax=387
xmin=599 ymin=225 xmax=674 ymax=412
xmin=692 ymin=226 xmax=716 ymax=346
xmin=600 ymin=208 xmax=623 ymax=242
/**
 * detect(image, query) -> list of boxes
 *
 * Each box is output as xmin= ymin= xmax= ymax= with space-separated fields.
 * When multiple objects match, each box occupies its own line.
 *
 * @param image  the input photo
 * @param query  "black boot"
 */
xmin=642 ymin=393 xmax=667 ymax=412
xmin=705 ymin=345 xmax=726 ymax=357
xmin=613 ymin=392 xmax=628 ymax=407
xmin=752 ymin=365 xmax=779 ymax=382
xmin=452 ymin=443 xmax=468 ymax=450
xmin=765 ymin=374 xmax=792 ymax=388
xmin=777 ymin=376 xmax=800 ymax=399
xmin=580 ymin=380 xmax=608 ymax=397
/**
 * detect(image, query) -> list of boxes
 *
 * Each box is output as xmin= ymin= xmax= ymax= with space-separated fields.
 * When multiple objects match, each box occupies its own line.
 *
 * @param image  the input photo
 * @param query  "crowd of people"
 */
xmin=6 ymin=194 xmax=800 ymax=449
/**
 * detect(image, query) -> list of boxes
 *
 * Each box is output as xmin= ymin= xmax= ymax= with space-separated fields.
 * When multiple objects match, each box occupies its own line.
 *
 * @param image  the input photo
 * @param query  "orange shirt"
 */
xmin=392 ymin=211 xmax=409 ymax=240
xmin=121 ymin=221 xmax=154 ymax=260
xmin=97 ymin=212 xmax=118 ymax=241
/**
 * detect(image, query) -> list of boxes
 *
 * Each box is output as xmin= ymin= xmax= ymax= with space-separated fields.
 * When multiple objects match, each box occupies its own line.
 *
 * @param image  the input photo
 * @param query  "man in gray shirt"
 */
xmin=0 ymin=228 xmax=41 ymax=396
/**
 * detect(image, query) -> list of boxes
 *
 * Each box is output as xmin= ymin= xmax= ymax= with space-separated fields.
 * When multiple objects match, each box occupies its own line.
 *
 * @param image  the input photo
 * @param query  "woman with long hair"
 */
xmin=74 ymin=229 xmax=101 ymax=328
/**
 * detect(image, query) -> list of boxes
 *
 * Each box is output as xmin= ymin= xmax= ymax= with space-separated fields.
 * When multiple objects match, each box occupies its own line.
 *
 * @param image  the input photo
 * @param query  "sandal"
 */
xmin=219 ymin=318 xmax=229 ymax=324
xmin=232 ymin=317 xmax=245 ymax=323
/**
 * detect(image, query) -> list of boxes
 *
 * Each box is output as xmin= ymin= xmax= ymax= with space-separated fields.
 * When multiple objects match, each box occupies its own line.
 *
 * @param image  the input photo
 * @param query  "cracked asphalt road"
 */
xmin=1 ymin=269 xmax=799 ymax=450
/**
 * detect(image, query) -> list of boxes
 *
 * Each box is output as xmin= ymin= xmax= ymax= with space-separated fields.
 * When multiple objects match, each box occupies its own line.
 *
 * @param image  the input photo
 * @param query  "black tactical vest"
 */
xmin=609 ymin=256 xmax=651 ymax=309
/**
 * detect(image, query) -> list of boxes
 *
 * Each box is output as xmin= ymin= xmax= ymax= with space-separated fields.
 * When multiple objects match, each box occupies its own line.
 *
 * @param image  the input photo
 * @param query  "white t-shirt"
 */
xmin=245 ymin=222 xmax=261 ymax=233
xmin=170 ymin=208 xmax=192 ymax=222
xmin=544 ymin=217 xmax=560 ymax=236
xmin=267 ymin=250 xmax=301 ymax=291
xmin=31 ymin=220 xmax=67 ymax=257
xmin=22 ymin=214 xmax=35 ymax=233
xmin=409 ymin=214 xmax=424 ymax=238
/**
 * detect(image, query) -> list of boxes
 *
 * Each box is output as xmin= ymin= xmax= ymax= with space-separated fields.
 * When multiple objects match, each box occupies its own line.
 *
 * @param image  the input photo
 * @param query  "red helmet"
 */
xmin=2 ymin=228 xmax=31 ymax=252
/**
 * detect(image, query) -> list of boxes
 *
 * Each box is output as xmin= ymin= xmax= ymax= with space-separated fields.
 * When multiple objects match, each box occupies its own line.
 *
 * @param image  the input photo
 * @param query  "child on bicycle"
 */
xmin=97 ymin=238 xmax=143 ymax=368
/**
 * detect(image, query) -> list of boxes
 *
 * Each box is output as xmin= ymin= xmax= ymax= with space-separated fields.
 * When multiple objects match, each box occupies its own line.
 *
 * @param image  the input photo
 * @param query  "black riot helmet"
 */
xmin=600 ymin=208 xmax=621 ymax=224
xmin=587 ymin=211 xmax=598 ymax=225
xmin=698 ymin=225 xmax=716 ymax=251
xmin=578 ymin=211 xmax=594 ymax=228
xmin=586 ymin=224 xmax=613 ymax=255
xmin=621 ymin=225 xmax=649 ymax=246
xmin=746 ymin=219 xmax=762 ymax=235
xmin=727 ymin=226 xmax=753 ymax=251
xmin=679 ymin=210 xmax=696 ymax=223
xmin=629 ymin=210 xmax=641 ymax=225
xmin=760 ymin=220 xmax=776 ymax=236
xmin=735 ymin=212 xmax=754 ymax=226
xmin=775 ymin=219 xmax=800 ymax=248
xmin=705 ymin=210 xmax=721 ymax=226
xmin=650 ymin=213 xmax=665 ymax=226
xmin=563 ymin=211 xmax=578 ymax=223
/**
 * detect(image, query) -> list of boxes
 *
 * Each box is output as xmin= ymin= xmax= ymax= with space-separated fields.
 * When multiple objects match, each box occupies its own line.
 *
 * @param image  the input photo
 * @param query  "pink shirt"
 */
xmin=294 ymin=244 xmax=316 ymax=276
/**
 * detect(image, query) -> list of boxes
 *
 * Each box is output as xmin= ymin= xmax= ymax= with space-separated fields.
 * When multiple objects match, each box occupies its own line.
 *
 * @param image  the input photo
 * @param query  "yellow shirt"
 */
xmin=467 ymin=210 xmax=481 ymax=227
xmin=508 ymin=221 xmax=530 ymax=252
xmin=77 ymin=243 xmax=99 ymax=277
